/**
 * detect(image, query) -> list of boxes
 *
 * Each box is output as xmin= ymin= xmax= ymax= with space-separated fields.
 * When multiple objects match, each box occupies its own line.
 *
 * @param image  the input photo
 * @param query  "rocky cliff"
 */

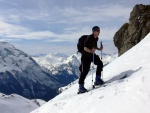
xmin=114 ymin=4 xmax=150 ymax=56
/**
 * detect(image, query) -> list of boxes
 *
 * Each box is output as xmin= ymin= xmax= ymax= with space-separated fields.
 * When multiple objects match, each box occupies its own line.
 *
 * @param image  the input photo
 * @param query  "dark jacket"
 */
xmin=82 ymin=34 xmax=99 ymax=57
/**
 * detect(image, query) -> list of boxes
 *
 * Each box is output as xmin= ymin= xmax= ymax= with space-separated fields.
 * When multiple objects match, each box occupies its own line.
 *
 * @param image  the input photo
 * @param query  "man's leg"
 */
xmin=93 ymin=54 xmax=104 ymax=85
xmin=78 ymin=56 xmax=91 ymax=92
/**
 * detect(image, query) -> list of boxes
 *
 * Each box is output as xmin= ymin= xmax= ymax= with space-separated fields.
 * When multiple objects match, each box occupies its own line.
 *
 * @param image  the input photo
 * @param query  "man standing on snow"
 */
xmin=78 ymin=26 xmax=104 ymax=93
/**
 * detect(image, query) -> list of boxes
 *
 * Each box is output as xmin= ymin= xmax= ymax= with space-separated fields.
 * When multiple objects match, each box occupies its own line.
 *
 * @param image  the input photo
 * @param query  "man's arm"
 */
xmin=84 ymin=47 xmax=97 ymax=53
xmin=96 ymin=46 xmax=103 ymax=51
xmin=84 ymin=36 xmax=94 ymax=53
xmin=84 ymin=43 xmax=103 ymax=52
xmin=84 ymin=47 xmax=92 ymax=53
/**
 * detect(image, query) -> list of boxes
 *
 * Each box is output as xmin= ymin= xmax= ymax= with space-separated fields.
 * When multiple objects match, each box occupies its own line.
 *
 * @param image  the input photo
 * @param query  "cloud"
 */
xmin=51 ymin=4 xmax=132 ymax=24
xmin=0 ymin=38 xmax=19 ymax=42
xmin=13 ymin=38 xmax=118 ymax=55
xmin=0 ymin=21 xmax=29 ymax=37
xmin=0 ymin=18 xmax=89 ymax=41
xmin=0 ymin=19 xmax=117 ymax=42
xmin=0 ymin=1 xmax=132 ymax=55
xmin=0 ymin=1 xmax=132 ymax=41
xmin=100 ymin=27 xmax=119 ymax=40
xmin=8 ymin=31 xmax=55 ymax=40
xmin=13 ymin=41 xmax=78 ymax=55
xmin=0 ymin=1 xmax=132 ymax=24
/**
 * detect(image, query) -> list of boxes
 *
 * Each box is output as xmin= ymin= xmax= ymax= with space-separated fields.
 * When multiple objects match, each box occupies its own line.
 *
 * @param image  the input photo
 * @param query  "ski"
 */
xmin=92 ymin=83 xmax=107 ymax=89
xmin=77 ymin=90 xmax=88 ymax=94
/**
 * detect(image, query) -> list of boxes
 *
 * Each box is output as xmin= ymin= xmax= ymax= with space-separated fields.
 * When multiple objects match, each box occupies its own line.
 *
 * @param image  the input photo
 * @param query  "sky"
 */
xmin=0 ymin=0 xmax=149 ymax=55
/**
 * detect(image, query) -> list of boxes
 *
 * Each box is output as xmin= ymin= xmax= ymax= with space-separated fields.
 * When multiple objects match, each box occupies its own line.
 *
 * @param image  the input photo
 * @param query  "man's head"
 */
xmin=92 ymin=26 xmax=100 ymax=38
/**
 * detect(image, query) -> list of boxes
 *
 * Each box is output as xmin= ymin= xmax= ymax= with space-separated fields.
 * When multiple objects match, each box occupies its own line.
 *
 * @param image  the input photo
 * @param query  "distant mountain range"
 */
xmin=33 ymin=52 xmax=117 ymax=77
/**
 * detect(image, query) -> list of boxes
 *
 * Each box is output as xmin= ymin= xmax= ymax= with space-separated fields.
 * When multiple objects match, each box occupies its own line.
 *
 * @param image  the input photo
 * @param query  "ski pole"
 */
xmin=101 ymin=41 xmax=103 ymax=80
xmin=92 ymin=53 xmax=95 ymax=89
xmin=101 ymin=41 xmax=103 ymax=60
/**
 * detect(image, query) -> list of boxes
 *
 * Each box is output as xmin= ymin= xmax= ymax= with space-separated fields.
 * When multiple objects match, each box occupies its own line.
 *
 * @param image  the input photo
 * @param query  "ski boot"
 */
xmin=78 ymin=84 xmax=88 ymax=94
xmin=94 ymin=76 xmax=105 ymax=86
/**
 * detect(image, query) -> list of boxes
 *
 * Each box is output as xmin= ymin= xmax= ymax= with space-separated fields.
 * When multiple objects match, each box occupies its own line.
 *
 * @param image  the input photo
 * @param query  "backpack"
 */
xmin=77 ymin=35 xmax=88 ymax=53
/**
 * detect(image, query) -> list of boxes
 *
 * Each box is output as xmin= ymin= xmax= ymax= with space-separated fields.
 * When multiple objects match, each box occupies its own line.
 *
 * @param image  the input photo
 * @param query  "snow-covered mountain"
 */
xmin=33 ymin=53 xmax=68 ymax=68
xmin=33 ymin=53 xmax=80 ymax=86
xmin=0 ymin=41 xmax=71 ymax=101
xmin=33 ymin=52 xmax=117 ymax=77
xmin=33 ymin=53 xmax=79 ymax=74
xmin=31 ymin=33 xmax=150 ymax=113
xmin=0 ymin=93 xmax=45 ymax=113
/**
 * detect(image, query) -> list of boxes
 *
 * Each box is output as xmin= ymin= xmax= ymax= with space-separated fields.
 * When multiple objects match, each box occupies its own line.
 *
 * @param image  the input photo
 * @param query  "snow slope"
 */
xmin=0 ymin=93 xmax=42 ymax=113
xmin=31 ymin=33 xmax=150 ymax=113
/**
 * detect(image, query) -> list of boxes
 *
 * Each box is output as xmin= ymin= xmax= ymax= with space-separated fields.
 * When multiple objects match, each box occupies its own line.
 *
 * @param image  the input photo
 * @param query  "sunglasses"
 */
xmin=95 ymin=30 xmax=100 ymax=32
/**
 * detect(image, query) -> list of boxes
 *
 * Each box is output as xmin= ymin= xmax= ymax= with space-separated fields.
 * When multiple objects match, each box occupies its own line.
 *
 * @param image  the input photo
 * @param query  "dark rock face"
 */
xmin=114 ymin=4 xmax=150 ymax=56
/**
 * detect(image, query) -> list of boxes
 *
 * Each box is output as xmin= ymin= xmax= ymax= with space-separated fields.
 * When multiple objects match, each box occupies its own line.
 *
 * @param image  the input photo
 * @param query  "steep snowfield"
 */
xmin=31 ymin=33 xmax=150 ymax=113
xmin=0 ymin=93 xmax=44 ymax=113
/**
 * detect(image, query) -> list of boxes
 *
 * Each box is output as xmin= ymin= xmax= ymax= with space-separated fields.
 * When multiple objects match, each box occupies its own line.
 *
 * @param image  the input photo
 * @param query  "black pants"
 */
xmin=79 ymin=54 xmax=103 ymax=84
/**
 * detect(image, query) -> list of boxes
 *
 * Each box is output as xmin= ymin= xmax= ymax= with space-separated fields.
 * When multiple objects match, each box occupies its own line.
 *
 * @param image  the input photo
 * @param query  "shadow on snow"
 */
xmin=106 ymin=67 xmax=142 ymax=83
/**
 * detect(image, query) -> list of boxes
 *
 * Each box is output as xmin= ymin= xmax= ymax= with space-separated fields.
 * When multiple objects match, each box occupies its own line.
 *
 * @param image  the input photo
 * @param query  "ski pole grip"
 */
xmin=101 ymin=41 xmax=103 ymax=47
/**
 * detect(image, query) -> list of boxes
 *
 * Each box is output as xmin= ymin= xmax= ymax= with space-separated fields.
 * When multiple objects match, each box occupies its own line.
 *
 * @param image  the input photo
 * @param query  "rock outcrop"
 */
xmin=114 ymin=4 xmax=150 ymax=56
